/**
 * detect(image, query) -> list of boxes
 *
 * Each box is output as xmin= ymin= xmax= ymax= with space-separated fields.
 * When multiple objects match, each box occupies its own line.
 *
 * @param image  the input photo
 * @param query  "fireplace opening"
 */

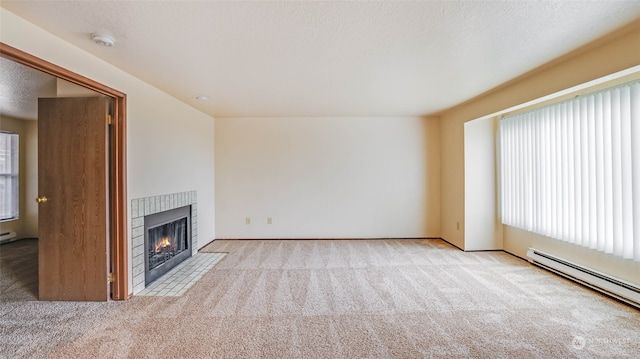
xmin=144 ymin=205 xmax=192 ymax=285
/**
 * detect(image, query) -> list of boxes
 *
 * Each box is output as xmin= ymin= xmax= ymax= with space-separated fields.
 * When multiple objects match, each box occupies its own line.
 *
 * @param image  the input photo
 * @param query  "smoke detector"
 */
xmin=91 ymin=33 xmax=115 ymax=47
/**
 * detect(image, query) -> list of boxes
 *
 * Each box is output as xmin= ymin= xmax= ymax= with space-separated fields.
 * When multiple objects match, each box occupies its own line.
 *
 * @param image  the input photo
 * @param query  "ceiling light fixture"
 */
xmin=195 ymin=95 xmax=210 ymax=101
xmin=91 ymin=33 xmax=115 ymax=47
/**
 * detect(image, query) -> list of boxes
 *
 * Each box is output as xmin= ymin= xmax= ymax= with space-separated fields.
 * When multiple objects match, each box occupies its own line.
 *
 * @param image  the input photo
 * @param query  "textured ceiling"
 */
xmin=0 ymin=57 xmax=55 ymax=120
xmin=2 ymin=1 xmax=640 ymax=118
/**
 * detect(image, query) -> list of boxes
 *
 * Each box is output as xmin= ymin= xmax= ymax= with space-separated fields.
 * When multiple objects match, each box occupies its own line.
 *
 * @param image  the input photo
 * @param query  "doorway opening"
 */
xmin=0 ymin=43 xmax=128 ymax=300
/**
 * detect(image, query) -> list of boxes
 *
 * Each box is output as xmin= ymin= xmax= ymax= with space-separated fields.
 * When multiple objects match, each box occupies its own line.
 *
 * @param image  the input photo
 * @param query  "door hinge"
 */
xmin=107 ymin=272 xmax=115 ymax=283
xmin=107 ymin=115 xmax=113 ymax=125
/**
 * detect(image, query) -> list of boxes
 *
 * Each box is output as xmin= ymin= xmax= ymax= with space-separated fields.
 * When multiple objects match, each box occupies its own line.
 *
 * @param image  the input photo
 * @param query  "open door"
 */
xmin=37 ymin=97 xmax=110 ymax=301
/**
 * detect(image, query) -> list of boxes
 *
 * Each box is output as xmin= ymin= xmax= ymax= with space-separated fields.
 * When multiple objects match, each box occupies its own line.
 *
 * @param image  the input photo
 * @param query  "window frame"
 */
xmin=0 ymin=130 xmax=19 ymax=222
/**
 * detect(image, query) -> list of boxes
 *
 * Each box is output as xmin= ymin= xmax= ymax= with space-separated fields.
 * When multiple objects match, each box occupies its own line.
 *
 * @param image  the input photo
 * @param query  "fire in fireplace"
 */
xmin=148 ymin=218 xmax=187 ymax=269
xmin=144 ymin=205 xmax=192 ymax=285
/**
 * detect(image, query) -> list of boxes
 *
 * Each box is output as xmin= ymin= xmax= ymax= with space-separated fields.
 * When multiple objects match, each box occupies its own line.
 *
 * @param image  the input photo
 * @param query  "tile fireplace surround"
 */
xmin=130 ymin=190 xmax=198 ymax=294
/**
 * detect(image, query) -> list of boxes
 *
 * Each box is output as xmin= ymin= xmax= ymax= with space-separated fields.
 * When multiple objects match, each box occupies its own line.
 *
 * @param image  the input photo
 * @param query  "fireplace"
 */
xmin=144 ymin=205 xmax=192 ymax=285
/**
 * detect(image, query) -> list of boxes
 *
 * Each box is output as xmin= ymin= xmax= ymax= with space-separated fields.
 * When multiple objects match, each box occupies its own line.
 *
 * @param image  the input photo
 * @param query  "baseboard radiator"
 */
xmin=0 ymin=231 xmax=17 ymax=244
xmin=527 ymin=248 xmax=640 ymax=309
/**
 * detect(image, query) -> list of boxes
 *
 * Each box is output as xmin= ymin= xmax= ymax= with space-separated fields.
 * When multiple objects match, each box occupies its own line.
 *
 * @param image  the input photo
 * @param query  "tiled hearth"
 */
xmin=137 ymin=252 xmax=225 ymax=297
xmin=131 ymin=191 xmax=198 ymax=294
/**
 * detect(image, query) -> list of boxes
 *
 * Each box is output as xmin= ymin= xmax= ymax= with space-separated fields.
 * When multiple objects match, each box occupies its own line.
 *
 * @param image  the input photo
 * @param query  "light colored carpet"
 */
xmin=1 ymin=239 xmax=639 ymax=358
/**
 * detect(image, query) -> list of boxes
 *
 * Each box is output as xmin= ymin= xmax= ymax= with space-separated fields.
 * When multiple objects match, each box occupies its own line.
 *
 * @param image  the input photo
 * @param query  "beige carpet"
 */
xmin=1 ymin=239 xmax=639 ymax=358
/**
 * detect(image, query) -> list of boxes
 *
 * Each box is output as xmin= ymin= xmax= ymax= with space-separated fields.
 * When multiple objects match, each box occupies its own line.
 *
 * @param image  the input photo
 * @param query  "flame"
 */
xmin=155 ymin=237 xmax=172 ymax=252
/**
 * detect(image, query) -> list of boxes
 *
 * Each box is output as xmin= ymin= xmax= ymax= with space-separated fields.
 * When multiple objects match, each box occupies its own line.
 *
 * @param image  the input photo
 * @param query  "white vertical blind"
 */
xmin=0 ymin=132 xmax=19 ymax=221
xmin=501 ymin=81 xmax=640 ymax=262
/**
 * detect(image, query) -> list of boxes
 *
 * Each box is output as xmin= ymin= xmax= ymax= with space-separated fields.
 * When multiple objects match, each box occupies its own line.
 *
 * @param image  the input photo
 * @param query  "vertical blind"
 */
xmin=0 ymin=132 xmax=19 ymax=221
xmin=500 ymin=80 xmax=640 ymax=262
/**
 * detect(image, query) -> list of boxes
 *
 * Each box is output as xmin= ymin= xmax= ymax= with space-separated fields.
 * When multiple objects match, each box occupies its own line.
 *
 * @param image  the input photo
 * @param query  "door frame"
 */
xmin=0 ymin=42 xmax=129 ymax=300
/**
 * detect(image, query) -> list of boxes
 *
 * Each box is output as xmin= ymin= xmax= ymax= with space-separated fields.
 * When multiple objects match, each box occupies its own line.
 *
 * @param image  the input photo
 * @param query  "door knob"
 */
xmin=35 ymin=196 xmax=48 ymax=203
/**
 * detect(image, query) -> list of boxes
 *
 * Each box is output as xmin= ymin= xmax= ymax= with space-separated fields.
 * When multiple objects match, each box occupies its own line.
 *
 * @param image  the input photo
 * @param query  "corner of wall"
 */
xmin=438 ymin=22 xmax=640 ymax=252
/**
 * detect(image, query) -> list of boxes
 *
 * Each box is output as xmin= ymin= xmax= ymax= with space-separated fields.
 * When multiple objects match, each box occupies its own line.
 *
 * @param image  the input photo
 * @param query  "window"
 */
xmin=0 ymin=131 xmax=19 ymax=221
xmin=500 ymin=81 xmax=640 ymax=262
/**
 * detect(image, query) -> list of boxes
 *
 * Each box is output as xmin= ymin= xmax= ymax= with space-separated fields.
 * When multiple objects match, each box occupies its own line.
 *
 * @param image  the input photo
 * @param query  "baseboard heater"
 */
xmin=0 ymin=231 xmax=17 ymax=244
xmin=527 ymin=248 xmax=640 ymax=309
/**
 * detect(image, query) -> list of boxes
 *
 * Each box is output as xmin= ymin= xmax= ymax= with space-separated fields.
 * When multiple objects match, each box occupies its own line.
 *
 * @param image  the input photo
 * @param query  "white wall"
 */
xmin=215 ymin=117 xmax=440 ymax=239
xmin=1 ymin=8 xmax=216 ymax=294
xmin=464 ymin=117 xmax=502 ymax=250
xmin=439 ymin=113 xmax=464 ymax=249
xmin=22 ymin=120 xmax=37 ymax=238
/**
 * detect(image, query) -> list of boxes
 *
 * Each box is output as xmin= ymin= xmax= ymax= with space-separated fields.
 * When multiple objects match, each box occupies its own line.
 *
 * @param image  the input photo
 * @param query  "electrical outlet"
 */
xmin=245 ymin=217 xmax=251 ymax=225
xmin=267 ymin=217 xmax=272 ymax=224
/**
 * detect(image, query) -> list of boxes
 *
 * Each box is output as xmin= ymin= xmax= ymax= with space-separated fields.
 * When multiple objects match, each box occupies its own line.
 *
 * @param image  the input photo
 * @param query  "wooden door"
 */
xmin=37 ymin=97 xmax=110 ymax=301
